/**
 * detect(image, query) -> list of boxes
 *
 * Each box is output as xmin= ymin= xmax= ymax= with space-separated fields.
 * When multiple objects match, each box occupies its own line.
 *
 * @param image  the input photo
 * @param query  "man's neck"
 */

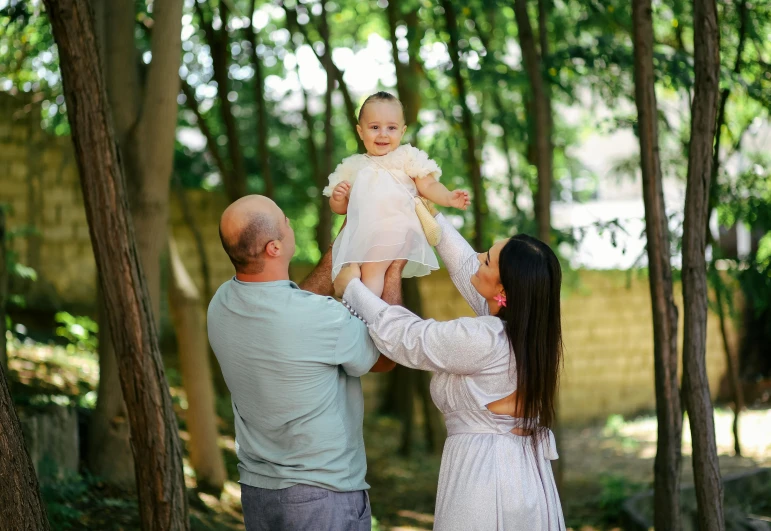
xmin=236 ymin=265 xmax=290 ymax=283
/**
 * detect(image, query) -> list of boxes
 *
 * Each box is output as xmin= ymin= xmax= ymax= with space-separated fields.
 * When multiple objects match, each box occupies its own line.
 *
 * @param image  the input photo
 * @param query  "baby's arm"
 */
xmin=415 ymin=176 xmax=470 ymax=210
xmin=329 ymin=181 xmax=351 ymax=215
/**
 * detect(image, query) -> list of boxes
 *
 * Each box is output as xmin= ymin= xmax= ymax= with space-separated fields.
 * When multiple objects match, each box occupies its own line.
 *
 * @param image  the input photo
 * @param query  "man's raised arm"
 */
xmin=298 ymin=245 xmax=333 ymax=296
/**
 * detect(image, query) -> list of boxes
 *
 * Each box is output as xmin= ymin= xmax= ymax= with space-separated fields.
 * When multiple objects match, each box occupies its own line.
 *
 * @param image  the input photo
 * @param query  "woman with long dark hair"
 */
xmin=334 ymin=213 xmax=565 ymax=530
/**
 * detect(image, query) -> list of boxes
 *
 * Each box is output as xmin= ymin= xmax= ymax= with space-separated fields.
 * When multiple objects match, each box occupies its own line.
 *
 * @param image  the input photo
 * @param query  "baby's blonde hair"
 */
xmin=357 ymin=91 xmax=405 ymax=123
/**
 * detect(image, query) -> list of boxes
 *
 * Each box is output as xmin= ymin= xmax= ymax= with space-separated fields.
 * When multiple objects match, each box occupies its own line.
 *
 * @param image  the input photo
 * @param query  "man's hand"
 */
xmin=334 ymin=263 xmax=361 ymax=298
xmin=332 ymin=181 xmax=351 ymax=202
xmin=446 ymin=189 xmax=471 ymax=210
xmin=386 ymin=259 xmax=407 ymax=280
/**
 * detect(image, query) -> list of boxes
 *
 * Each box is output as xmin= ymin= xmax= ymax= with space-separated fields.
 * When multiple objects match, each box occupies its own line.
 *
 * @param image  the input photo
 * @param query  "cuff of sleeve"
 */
xmin=343 ymin=279 xmax=389 ymax=325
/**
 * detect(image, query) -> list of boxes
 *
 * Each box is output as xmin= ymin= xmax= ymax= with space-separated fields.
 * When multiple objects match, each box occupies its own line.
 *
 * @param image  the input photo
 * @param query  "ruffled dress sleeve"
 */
xmin=322 ymin=154 xmax=368 ymax=197
xmin=400 ymin=144 xmax=442 ymax=181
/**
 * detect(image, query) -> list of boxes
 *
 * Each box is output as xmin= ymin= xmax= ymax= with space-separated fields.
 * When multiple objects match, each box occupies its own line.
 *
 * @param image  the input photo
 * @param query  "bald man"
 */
xmin=207 ymin=195 xmax=400 ymax=531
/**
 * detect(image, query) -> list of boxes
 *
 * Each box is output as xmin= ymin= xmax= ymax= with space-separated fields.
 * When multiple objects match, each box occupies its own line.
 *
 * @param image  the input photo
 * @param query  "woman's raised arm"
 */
xmin=434 ymin=214 xmax=488 ymax=316
xmin=343 ymin=279 xmax=500 ymax=374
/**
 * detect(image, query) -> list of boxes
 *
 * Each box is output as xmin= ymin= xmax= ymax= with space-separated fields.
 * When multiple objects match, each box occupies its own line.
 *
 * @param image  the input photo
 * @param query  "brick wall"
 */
xmin=0 ymin=92 xmax=727 ymax=424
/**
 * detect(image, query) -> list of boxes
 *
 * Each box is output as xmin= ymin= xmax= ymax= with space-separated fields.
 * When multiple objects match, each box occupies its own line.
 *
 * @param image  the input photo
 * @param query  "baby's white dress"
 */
xmin=323 ymin=144 xmax=441 ymax=280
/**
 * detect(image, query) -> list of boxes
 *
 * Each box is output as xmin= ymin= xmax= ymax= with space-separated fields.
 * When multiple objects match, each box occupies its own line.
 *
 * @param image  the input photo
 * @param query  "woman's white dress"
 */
xmin=342 ymin=214 xmax=565 ymax=531
xmin=323 ymin=144 xmax=441 ymax=280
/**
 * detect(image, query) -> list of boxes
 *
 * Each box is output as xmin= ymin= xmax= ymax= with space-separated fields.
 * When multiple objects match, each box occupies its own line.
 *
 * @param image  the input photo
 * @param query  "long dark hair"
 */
xmin=496 ymin=234 xmax=563 ymax=444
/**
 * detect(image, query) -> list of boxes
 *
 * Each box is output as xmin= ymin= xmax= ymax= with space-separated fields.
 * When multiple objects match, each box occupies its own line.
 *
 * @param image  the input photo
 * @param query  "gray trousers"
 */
xmin=241 ymin=483 xmax=372 ymax=531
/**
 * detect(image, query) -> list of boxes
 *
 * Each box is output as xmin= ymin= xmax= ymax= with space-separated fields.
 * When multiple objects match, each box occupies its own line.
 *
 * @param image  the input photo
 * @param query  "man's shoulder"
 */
xmin=291 ymin=289 xmax=350 ymax=322
xmin=207 ymin=279 xmax=233 ymax=309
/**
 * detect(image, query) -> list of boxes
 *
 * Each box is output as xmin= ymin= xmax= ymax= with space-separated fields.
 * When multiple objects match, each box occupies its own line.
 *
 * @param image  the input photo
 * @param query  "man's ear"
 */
xmin=265 ymin=240 xmax=282 ymax=258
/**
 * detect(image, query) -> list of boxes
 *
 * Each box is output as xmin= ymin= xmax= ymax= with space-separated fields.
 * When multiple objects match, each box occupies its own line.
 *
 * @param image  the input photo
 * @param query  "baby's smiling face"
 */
xmin=356 ymin=100 xmax=407 ymax=157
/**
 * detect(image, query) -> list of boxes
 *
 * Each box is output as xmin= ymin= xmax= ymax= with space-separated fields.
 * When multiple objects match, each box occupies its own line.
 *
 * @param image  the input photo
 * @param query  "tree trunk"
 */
xmin=1 ymin=208 xmax=8 ymax=371
xmin=316 ymin=2 xmax=335 ymax=253
xmin=386 ymin=0 xmax=424 ymax=126
xmin=43 ymin=1 xmax=189 ymax=528
xmin=301 ymin=88 xmax=328 ymax=254
xmin=0 ymin=364 xmax=51 ymax=530
xmin=403 ymin=277 xmax=445 ymax=454
xmin=715 ymin=281 xmax=743 ymax=456
xmin=88 ymin=0 xmax=184 ymax=490
xmin=180 ymin=80 xmax=229 ymax=190
xmin=194 ymin=1 xmax=246 ymax=202
xmin=514 ymin=0 xmax=552 ymax=244
xmin=708 ymin=0 xmax=747 ymax=460
xmin=168 ymin=236 xmax=226 ymax=496
xmin=88 ymin=292 xmax=136 ymax=488
xmin=247 ymin=0 xmax=274 ymax=199
xmin=469 ymin=10 xmax=520 ymax=215
xmin=172 ymin=176 xmax=227 ymax=398
xmin=708 ymin=0 xmax=746 ymax=231
xmin=681 ymin=0 xmax=724 ymax=527
xmin=631 ymin=1 xmax=683 ymax=528
xmin=382 ymin=3 xmax=444 ymax=455
xmin=441 ymin=0 xmax=486 ymax=250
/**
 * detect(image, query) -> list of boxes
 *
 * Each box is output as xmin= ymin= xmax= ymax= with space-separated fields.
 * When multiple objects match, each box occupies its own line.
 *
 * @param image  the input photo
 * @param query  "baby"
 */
xmin=323 ymin=91 xmax=470 ymax=296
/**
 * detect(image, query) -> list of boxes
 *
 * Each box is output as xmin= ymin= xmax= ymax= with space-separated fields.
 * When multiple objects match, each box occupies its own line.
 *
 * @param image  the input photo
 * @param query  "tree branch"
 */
xmin=180 ymin=79 xmax=229 ymax=180
xmin=285 ymin=5 xmax=364 ymax=152
xmin=101 ymin=0 xmax=141 ymax=144
xmin=136 ymin=0 xmax=184 ymax=191
xmin=246 ymin=0 xmax=275 ymax=198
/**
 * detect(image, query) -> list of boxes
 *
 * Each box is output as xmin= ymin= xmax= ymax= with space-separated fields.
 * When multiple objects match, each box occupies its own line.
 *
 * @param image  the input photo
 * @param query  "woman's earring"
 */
xmin=494 ymin=293 xmax=507 ymax=307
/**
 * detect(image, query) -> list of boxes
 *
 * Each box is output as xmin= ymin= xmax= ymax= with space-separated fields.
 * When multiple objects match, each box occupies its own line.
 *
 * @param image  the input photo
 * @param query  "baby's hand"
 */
xmin=447 ymin=189 xmax=471 ymax=210
xmin=332 ymin=181 xmax=351 ymax=202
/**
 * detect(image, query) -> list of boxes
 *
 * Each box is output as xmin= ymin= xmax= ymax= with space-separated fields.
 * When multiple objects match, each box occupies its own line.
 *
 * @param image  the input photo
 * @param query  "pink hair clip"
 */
xmin=494 ymin=293 xmax=507 ymax=307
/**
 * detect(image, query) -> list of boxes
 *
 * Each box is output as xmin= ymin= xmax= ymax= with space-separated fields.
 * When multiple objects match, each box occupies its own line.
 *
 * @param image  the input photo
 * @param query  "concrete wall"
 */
xmin=0 ymin=92 xmax=727 ymax=424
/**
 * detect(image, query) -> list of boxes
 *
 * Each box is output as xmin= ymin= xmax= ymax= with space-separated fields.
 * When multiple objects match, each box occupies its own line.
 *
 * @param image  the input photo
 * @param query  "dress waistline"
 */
xmin=443 ymin=409 xmax=558 ymax=460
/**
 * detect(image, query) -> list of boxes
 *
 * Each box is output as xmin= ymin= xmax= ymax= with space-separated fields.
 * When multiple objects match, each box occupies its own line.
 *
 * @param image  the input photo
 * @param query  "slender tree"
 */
xmin=43 ymin=0 xmax=189 ymax=528
xmin=194 ymin=0 xmax=247 ymax=201
xmin=168 ymin=237 xmax=226 ymax=495
xmin=0 ymin=208 xmax=7 ymax=371
xmin=709 ymin=0 xmax=748 ymax=456
xmin=0 ymin=362 xmax=50 ymax=530
xmin=246 ymin=0 xmax=275 ymax=199
xmin=440 ymin=0 xmax=486 ymax=250
xmin=631 ymin=0 xmax=683 ymax=528
xmin=682 ymin=0 xmax=724 ymax=527
xmin=286 ymin=4 xmax=364 ymax=154
xmin=318 ymin=1 xmax=335 ymax=252
xmin=88 ymin=0 xmax=186 ymax=488
xmin=513 ymin=0 xmax=553 ymax=244
xmin=381 ymin=0 xmax=444 ymax=455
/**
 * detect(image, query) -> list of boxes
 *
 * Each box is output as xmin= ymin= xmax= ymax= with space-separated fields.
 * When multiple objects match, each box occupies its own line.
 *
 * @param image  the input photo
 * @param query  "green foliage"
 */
xmin=0 ymin=0 xmax=68 ymax=134
xmin=713 ymin=155 xmax=771 ymax=332
xmin=40 ymin=473 xmax=139 ymax=531
xmin=55 ymin=312 xmax=98 ymax=353
xmin=596 ymin=474 xmax=646 ymax=522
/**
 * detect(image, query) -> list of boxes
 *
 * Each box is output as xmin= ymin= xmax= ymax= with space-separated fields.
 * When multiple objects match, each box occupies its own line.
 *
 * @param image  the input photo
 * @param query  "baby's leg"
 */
xmin=360 ymin=261 xmax=393 ymax=298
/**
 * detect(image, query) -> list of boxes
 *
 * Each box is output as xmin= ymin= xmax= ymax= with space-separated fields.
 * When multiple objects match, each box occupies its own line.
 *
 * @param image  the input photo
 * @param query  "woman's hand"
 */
xmin=447 ymin=189 xmax=471 ymax=210
xmin=334 ymin=263 xmax=361 ymax=298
